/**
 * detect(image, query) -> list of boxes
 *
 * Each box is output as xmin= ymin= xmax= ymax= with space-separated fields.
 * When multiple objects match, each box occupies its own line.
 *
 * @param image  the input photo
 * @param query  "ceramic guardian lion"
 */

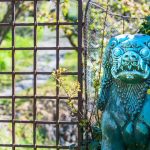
xmin=98 ymin=34 xmax=150 ymax=150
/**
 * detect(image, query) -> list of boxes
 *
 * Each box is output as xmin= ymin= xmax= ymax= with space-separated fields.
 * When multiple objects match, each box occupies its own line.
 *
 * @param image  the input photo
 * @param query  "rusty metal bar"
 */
xmin=78 ymin=0 xmax=83 ymax=149
xmin=0 ymin=22 xmax=79 ymax=26
xmin=11 ymin=0 xmax=16 ymax=149
xmin=0 ymin=144 xmax=78 ymax=149
xmin=0 ymin=120 xmax=78 ymax=124
xmin=0 ymin=47 xmax=79 ymax=50
xmin=33 ymin=0 xmax=37 ymax=149
xmin=0 ymin=96 xmax=78 ymax=99
xmin=56 ymin=0 xmax=60 ymax=149
xmin=0 ymin=72 xmax=78 ymax=75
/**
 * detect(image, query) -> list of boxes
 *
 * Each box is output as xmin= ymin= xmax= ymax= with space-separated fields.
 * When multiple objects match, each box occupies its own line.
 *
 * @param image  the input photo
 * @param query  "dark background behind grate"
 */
xmin=0 ymin=0 xmax=83 ymax=149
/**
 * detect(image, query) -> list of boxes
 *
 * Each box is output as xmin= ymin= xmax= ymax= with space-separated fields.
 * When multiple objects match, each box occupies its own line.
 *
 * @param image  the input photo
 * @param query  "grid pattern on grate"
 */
xmin=0 ymin=0 xmax=83 ymax=149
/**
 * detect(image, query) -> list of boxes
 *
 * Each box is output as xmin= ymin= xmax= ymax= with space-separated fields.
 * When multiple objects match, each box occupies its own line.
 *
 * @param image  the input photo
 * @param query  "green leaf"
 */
xmin=88 ymin=140 xmax=101 ymax=150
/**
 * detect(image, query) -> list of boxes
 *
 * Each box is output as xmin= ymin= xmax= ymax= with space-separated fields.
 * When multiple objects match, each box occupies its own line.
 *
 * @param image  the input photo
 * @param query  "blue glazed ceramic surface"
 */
xmin=98 ymin=34 xmax=150 ymax=150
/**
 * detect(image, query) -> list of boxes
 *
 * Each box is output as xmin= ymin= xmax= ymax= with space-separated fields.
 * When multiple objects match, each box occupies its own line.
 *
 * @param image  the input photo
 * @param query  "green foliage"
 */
xmin=0 ymin=51 xmax=11 ymax=71
xmin=0 ymin=99 xmax=10 ymax=105
xmin=0 ymin=25 xmax=44 ymax=74
xmin=92 ymin=124 xmax=102 ymax=140
xmin=62 ymin=0 xmax=78 ymax=22
xmin=69 ymin=144 xmax=77 ymax=150
xmin=80 ymin=123 xmax=102 ymax=150
xmin=139 ymin=16 xmax=150 ymax=35
xmin=0 ymin=123 xmax=12 ymax=150
xmin=0 ymin=3 xmax=9 ymax=22
xmin=0 ymin=123 xmax=55 ymax=150
xmin=15 ymin=124 xmax=33 ymax=145
xmin=88 ymin=0 xmax=150 ymax=39
xmin=96 ymin=0 xmax=149 ymax=17
xmin=79 ymin=119 xmax=89 ymax=127
xmin=88 ymin=140 xmax=101 ymax=150
xmin=62 ymin=51 xmax=78 ymax=71
xmin=36 ymin=125 xmax=55 ymax=146
xmin=1 ymin=31 xmax=12 ymax=47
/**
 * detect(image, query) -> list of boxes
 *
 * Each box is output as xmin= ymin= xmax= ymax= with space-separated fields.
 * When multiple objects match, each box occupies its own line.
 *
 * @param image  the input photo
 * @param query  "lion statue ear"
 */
xmin=97 ymin=36 xmax=128 ymax=111
xmin=141 ymin=38 xmax=150 ymax=88
xmin=97 ymin=38 xmax=116 ymax=111
xmin=146 ymin=40 xmax=150 ymax=88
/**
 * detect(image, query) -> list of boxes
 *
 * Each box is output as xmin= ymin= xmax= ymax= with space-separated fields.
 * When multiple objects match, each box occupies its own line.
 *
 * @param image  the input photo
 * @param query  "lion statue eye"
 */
xmin=110 ymin=40 xmax=118 ymax=48
xmin=140 ymin=48 xmax=150 ymax=58
xmin=113 ymin=48 xmax=124 ymax=57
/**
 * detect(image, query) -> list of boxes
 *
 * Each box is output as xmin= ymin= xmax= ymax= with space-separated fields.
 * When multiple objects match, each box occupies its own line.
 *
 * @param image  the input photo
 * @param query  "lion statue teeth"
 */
xmin=98 ymin=34 xmax=150 ymax=150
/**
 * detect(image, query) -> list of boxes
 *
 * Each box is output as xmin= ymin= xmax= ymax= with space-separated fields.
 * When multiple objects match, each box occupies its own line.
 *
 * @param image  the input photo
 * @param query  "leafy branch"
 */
xmin=51 ymin=68 xmax=81 ymax=117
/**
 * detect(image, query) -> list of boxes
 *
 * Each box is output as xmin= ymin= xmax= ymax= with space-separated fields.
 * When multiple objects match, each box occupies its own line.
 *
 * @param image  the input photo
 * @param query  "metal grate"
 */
xmin=0 ymin=0 xmax=83 ymax=149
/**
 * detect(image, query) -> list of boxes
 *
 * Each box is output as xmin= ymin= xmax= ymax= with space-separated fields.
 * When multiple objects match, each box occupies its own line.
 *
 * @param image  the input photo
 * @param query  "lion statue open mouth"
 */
xmin=98 ymin=34 xmax=150 ymax=150
xmin=111 ymin=35 xmax=150 ymax=83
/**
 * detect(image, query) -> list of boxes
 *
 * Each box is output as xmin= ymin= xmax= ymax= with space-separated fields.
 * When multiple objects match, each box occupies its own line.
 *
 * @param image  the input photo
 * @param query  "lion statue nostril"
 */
xmin=123 ymin=57 xmax=129 ymax=62
xmin=123 ymin=51 xmax=139 ymax=61
xmin=133 ymin=55 xmax=136 ymax=57
xmin=130 ymin=54 xmax=138 ymax=61
xmin=125 ymin=54 xmax=129 ymax=58
xmin=131 ymin=61 xmax=138 ymax=66
xmin=131 ymin=55 xmax=136 ymax=59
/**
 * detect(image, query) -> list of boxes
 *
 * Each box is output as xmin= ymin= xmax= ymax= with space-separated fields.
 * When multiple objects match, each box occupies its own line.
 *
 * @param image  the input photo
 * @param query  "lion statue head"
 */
xmin=110 ymin=34 xmax=150 ymax=83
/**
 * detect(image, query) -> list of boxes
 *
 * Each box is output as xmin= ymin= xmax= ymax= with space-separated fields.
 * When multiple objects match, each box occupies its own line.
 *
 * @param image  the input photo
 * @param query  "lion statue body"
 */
xmin=98 ymin=34 xmax=150 ymax=150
